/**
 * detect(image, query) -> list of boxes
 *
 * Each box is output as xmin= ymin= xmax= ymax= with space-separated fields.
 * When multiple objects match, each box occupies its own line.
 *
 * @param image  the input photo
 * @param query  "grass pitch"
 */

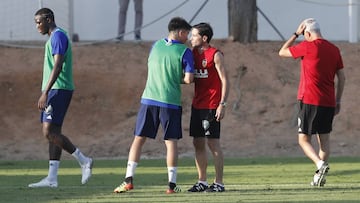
xmin=0 ymin=157 xmax=359 ymax=203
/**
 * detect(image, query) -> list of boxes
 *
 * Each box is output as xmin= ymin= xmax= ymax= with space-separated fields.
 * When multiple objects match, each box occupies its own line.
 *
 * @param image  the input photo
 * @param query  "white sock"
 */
xmin=48 ymin=160 xmax=59 ymax=182
xmin=316 ymin=160 xmax=325 ymax=170
xmin=72 ymin=148 xmax=88 ymax=165
xmin=168 ymin=167 xmax=177 ymax=183
xmin=198 ymin=180 xmax=208 ymax=186
xmin=125 ymin=161 xmax=138 ymax=178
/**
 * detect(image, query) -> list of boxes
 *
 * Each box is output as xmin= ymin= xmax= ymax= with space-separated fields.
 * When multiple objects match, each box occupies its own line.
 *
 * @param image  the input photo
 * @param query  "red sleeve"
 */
xmin=289 ymin=41 xmax=307 ymax=59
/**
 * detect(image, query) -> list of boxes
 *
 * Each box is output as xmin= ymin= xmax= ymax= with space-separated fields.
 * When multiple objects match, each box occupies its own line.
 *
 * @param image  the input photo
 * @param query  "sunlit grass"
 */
xmin=0 ymin=157 xmax=359 ymax=203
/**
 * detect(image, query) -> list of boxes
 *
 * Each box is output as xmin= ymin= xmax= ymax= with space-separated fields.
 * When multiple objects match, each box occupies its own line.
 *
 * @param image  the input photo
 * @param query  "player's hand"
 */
xmin=335 ymin=103 xmax=341 ymax=115
xmin=215 ymin=106 xmax=225 ymax=122
xmin=296 ymin=21 xmax=306 ymax=36
xmin=37 ymin=93 xmax=48 ymax=111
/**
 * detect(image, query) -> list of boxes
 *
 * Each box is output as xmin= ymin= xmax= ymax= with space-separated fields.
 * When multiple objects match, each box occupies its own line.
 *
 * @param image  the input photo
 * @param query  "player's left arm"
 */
xmin=214 ymin=51 xmax=229 ymax=121
xmin=45 ymin=54 xmax=65 ymax=93
xmin=335 ymin=68 xmax=345 ymax=115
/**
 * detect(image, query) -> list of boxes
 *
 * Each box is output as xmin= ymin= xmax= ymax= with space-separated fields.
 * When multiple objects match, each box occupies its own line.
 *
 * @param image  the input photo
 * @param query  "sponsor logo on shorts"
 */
xmin=45 ymin=105 xmax=53 ymax=120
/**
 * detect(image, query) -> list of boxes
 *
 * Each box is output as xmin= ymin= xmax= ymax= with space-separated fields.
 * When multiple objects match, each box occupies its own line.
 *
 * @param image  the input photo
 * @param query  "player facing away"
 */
xmin=113 ymin=17 xmax=194 ymax=194
xmin=188 ymin=23 xmax=229 ymax=192
xmin=28 ymin=8 xmax=93 ymax=188
xmin=279 ymin=18 xmax=345 ymax=186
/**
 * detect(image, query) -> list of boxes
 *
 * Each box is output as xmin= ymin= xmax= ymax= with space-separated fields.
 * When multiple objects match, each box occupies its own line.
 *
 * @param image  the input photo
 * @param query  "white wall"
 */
xmin=0 ymin=0 xmax=358 ymax=41
xmin=73 ymin=0 xmax=228 ymax=41
xmin=0 ymin=0 xmax=71 ymax=41
xmin=257 ymin=0 xmax=351 ymax=41
xmin=72 ymin=0 xmax=355 ymax=41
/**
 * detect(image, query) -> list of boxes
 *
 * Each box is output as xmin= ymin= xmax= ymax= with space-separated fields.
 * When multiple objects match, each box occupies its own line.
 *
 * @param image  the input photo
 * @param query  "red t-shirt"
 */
xmin=289 ymin=39 xmax=343 ymax=107
xmin=192 ymin=46 xmax=222 ymax=109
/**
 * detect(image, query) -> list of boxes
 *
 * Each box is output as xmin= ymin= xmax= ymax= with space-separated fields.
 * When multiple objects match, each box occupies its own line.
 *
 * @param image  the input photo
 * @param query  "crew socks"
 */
xmin=168 ymin=167 xmax=177 ymax=184
xmin=198 ymin=180 xmax=208 ymax=186
xmin=48 ymin=160 xmax=60 ymax=182
xmin=125 ymin=161 xmax=138 ymax=180
xmin=316 ymin=160 xmax=325 ymax=170
xmin=71 ymin=148 xmax=88 ymax=165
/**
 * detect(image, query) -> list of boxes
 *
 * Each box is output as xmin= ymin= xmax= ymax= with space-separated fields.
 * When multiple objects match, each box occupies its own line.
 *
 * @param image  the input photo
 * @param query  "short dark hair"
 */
xmin=35 ymin=8 xmax=55 ymax=21
xmin=192 ymin=23 xmax=213 ymax=43
xmin=168 ymin=17 xmax=191 ymax=32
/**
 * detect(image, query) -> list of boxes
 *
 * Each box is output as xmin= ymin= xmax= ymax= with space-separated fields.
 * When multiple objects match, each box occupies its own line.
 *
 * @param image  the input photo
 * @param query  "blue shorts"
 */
xmin=40 ymin=89 xmax=73 ymax=126
xmin=134 ymin=104 xmax=183 ymax=140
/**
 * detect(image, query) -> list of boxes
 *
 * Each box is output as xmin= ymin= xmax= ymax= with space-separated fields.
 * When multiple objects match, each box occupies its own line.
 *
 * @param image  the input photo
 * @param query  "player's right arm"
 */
xmin=38 ymin=54 xmax=64 ymax=111
xmin=278 ymin=34 xmax=298 ymax=57
xmin=38 ymin=31 xmax=67 ymax=111
xmin=279 ymin=21 xmax=306 ymax=57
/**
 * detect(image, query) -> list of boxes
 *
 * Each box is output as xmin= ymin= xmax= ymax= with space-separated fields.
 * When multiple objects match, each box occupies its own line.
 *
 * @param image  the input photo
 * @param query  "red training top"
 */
xmin=192 ymin=46 xmax=222 ymax=109
xmin=289 ymin=39 xmax=343 ymax=107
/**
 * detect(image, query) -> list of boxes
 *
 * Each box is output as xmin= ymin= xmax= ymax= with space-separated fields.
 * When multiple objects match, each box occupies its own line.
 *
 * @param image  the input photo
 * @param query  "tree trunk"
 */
xmin=228 ymin=0 xmax=257 ymax=43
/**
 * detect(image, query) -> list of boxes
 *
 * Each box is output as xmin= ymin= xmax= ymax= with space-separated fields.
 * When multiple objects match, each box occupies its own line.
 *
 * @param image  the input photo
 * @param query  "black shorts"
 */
xmin=297 ymin=101 xmax=335 ymax=135
xmin=189 ymin=107 xmax=220 ymax=138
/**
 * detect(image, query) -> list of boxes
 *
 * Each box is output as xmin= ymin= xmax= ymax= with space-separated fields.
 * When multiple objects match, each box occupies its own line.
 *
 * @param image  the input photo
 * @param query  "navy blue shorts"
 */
xmin=134 ymin=104 xmax=183 ymax=140
xmin=40 ymin=89 xmax=73 ymax=126
xmin=297 ymin=101 xmax=335 ymax=135
xmin=189 ymin=107 xmax=220 ymax=139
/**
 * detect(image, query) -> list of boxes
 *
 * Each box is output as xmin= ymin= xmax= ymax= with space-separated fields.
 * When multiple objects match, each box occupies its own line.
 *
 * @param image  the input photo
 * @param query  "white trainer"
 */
xmin=310 ymin=173 xmax=326 ymax=186
xmin=28 ymin=177 xmax=58 ymax=188
xmin=81 ymin=158 xmax=93 ymax=184
xmin=310 ymin=163 xmax=329 ymax=187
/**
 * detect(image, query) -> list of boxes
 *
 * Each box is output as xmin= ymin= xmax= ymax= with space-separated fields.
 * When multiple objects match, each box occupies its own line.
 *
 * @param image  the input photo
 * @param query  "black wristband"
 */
xmin=293 ymin=32 xmax=299 ymax=38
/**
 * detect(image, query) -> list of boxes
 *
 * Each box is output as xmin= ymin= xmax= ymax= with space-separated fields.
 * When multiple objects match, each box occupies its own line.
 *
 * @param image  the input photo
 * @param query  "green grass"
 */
xmin=0 ymin=157 xmax=359 ymax=203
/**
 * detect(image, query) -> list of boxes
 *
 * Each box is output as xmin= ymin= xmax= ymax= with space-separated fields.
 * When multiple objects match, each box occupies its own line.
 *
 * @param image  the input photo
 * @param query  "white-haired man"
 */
xmin=279 ymin=18 xmax=345 ymax=186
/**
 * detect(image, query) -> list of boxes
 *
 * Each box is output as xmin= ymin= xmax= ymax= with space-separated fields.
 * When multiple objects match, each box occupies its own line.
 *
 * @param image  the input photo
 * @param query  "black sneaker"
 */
xmin=205 ymin=183 xmax=225 ymax=192
xmin=187 ymin=182 xmax=208 ymax=192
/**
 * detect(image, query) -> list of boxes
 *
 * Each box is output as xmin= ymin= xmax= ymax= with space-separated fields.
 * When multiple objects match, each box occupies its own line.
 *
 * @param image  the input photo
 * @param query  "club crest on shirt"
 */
xmin=202 ymin=59 xmax=207 ymax=68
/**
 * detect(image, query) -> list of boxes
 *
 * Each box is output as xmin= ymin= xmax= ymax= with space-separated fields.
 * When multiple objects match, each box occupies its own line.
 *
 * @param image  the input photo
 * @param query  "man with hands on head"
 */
xmin=279 ymin=18 xmax=345 ymax=187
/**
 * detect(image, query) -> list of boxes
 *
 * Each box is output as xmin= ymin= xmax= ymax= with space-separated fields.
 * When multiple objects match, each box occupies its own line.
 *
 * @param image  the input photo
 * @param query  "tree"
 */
xmin=228 ymin=0 xmax=257 ymax=43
